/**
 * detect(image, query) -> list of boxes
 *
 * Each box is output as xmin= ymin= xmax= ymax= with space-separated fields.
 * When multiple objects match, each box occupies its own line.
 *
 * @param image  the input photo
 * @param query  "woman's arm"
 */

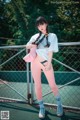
xmin=26 ymin=33 xmax=39 ymax=49
xmin=45 ymin=51 xmax=53 ymax=71
xmin=48 ymin=51 xmax=53 ymax=64
xmin=26 ymin=43 xmax=36 ymax=49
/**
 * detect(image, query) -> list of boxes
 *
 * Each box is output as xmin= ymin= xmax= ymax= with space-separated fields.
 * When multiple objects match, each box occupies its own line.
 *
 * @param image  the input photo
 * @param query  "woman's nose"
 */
xmin=41 ymin=28 xmax=43 ymax=30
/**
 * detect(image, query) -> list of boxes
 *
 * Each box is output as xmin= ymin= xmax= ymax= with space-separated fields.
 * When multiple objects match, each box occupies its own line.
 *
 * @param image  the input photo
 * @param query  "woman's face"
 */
xmin=37 ymin=23 xmax=47 ymax=34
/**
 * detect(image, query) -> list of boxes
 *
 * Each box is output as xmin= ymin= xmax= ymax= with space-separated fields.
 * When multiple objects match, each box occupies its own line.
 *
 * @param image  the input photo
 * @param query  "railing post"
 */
xmin=26 ymin=49 xmax=30 ymax=103
xmin=30 ymin=71 xmax=34 ymax=104
xmin=26 ymin=49 xmax=34 ymax=104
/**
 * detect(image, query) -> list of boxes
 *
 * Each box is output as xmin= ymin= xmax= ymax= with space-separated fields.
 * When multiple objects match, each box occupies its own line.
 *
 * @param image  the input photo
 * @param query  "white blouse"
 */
xmin=27 ymin=33 xmax=59 ymax=60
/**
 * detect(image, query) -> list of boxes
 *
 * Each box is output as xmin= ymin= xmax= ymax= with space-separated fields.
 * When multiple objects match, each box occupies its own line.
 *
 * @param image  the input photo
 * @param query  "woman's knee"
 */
xmin=35 ymin=83 xmax=42 ymax=91
xmin=50 ymin=83 xmax=58 ymax=91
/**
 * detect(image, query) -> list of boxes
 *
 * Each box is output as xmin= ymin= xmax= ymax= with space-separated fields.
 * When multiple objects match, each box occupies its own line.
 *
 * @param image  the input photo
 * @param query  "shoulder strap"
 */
xmin=35 ymin=35 xmax=45 ymax=45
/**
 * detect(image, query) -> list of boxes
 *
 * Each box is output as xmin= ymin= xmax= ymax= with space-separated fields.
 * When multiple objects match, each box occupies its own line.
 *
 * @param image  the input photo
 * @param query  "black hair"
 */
xmin=35 ymin=16 xmax=48 ymax=34
xmin=33 ymin=16 xmax=50 ymax=47
xmin=35 ymin=16 xmax=48 ymax=27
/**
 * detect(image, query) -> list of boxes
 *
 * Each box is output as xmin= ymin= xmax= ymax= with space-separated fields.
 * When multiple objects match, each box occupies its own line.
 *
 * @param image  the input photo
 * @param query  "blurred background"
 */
xmin=0 ymin=0 xmax=80 ymax=71
xmin=0 ymin=0 xmax=80 ymax=46
xmin=0 ymin=0 xmax=80 ymax=114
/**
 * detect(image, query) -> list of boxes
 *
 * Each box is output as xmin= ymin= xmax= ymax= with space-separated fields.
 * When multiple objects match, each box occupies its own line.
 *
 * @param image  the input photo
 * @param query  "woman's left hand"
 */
xmin=44 ymin=62 xmax=51 ymax=71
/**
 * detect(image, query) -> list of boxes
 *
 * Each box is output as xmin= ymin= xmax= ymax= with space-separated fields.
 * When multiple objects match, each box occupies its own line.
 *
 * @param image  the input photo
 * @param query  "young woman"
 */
xmin=26 ymin=16 xmax=63 ymax=118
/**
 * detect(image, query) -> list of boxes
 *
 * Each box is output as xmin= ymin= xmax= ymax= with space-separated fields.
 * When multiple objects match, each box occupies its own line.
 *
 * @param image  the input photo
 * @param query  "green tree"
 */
xmin=0 ymin=0 xmax=80 ymax=46
xmin=0 ymin=0 xmax=80 ymax=71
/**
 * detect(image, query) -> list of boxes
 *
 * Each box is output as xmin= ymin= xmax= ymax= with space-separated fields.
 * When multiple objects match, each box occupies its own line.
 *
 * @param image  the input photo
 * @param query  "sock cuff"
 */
xmin=56 ymin=96 xmax=61 ymax=101
xmin=38 ymin=100 xmax=44 ymax=108
xmin=38 ymin=100 xmax=43 ymax=104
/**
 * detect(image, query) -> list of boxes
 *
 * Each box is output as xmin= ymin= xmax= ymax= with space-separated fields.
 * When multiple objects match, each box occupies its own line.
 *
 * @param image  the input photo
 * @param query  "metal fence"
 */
xmin=0 ymin=42 xmax=80 ymax=111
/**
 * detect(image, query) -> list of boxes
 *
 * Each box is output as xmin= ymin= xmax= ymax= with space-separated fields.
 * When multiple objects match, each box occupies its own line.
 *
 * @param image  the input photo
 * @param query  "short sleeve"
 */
xmin=26 ymin=33 xmax=39 ymax=45
xmin=48 ymin=34 xmax=59 ymax=53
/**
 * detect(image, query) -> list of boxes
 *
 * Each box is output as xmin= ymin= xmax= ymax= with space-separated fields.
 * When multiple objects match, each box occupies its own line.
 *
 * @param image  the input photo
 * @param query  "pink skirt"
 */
xmin=23 ymin=45 xmax=37 ymax=62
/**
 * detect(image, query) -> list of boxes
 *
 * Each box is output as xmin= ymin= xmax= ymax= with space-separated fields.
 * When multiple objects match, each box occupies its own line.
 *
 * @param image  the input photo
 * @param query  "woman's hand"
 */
xmin=26 ymin=44 xmax=37 ymax=49
xmin=44 ymin=62 xmax=52 ymax=71
xmin=44 ymin=51 xmax=53 ymax=71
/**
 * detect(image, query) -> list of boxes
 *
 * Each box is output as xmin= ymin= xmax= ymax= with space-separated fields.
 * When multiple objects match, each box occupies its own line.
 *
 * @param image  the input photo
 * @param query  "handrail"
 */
xmin=58 ymin=42 xmax=80 ymax=46
xmin=0 ymin=42 xmax=80 ymax=49
xmin=0 ymin=45 xmax=26 ymax=49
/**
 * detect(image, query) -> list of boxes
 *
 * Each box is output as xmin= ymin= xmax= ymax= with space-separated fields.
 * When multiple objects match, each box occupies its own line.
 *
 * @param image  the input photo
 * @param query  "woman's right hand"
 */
xmin=26 ymin=44 xmax=37 ymax=49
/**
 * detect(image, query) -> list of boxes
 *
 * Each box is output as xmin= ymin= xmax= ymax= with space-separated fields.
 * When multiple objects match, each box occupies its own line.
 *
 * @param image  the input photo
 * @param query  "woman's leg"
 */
xmin=42 ymin=64 xmax=59 ymax=96
xmin=31 ymin=60 xmax=45 ymax=118
xmin=31 ymin=61 xmax=42 ymax=100
xmin=42 ymin=63 xmax=63 ymax=116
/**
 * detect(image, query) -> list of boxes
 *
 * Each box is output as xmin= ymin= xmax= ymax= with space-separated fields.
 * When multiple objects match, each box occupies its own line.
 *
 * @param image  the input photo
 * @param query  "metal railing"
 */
xmin=0 ymin=42 xmax=80 ymax=111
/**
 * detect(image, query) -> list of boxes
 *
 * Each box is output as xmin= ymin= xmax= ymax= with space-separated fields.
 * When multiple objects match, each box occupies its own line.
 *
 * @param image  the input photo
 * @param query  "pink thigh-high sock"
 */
xmin=42 ymin=64 xmax=59 ymax=96
xmin=31 ymin=57 xmax=59 ymax=100
xmin=31 ymin=58 xmax=42 ymax=100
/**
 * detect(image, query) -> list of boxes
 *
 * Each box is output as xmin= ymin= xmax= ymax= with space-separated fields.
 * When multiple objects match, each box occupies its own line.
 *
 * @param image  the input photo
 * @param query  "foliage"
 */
xmin=0 ymin=0 xmax=80 ymax=46
xmin=0 ymin=0 xmax=80 ymax=71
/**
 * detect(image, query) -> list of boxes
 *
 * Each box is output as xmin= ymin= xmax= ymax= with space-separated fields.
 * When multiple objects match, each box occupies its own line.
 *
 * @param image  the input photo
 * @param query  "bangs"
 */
xmin=35 ymin=16 xmax=48 ymax=27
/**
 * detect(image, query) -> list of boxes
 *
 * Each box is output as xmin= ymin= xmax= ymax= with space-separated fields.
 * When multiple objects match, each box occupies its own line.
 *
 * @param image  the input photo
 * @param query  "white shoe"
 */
xmin=57 ymin=105 xmax=63 ymax=116
xmin=39 ymin=108 xmax=45 ymax=118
